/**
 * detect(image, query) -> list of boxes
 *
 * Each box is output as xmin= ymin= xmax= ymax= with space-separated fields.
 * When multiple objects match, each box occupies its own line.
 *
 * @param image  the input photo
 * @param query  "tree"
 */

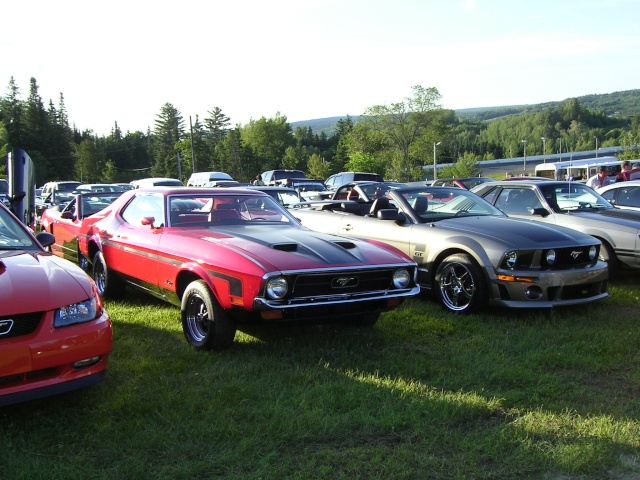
xmin=439 ymin=152 xmax=481 ymax=178
xmin=240 ymin=113 xmax=294 ymax=172
xmin=151 ymin=103 xmax=185 ymax=179
xmin=307 ymin=153 xmax=330 ymax=180
xmin=359 ymin=86 xmax=446 ymax=181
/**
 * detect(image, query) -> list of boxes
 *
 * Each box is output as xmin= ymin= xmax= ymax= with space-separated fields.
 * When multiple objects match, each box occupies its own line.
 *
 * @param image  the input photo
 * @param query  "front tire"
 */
xmin=434 ymin=253 xmax=487 ymax=313
xmin=181 ymin=280 xmax=236 ymax=350
xmin=92 ymin=251 xmax=125 ymax=298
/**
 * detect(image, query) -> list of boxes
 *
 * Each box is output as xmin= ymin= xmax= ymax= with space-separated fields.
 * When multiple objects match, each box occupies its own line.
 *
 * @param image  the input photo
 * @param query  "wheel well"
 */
xmin=431 ymin=248 xmax=486 ymax=283
xmin=87 ymin=240 xmax=100 ymax=265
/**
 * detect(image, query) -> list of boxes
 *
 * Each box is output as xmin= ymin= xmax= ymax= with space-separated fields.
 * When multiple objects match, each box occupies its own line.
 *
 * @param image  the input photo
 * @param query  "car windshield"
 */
xmin=168 ymin=193 xmax=298 ymax=226
xmin=0 ymin=206 xmax=39 ymax=250
xmin=539 ymin=184 xmax=614 ymax=212
xmin=395 ymin=187 xmax=504 ymax=221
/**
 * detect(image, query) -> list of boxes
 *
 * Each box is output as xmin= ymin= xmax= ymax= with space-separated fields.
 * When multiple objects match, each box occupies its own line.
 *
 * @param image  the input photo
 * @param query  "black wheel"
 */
xmin=434 ymin=253 xmax=487 ymax=313
xmin=92 ymin=251 xmax=125 ymax=298
xmin=350 ymin=312 xmax=380 ymax=327
xmin=181 ymin=280 xmax=236 ymax=350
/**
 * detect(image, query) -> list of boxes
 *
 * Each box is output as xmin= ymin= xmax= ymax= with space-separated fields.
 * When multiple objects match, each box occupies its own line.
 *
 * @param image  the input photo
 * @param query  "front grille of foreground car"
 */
xmin=541 ymin=245 xmax=600 ymax=269
xmin=0 ymin=312 xmax=43 ymax=339
xmin=291 ymin=268 xmax=395 ymax=297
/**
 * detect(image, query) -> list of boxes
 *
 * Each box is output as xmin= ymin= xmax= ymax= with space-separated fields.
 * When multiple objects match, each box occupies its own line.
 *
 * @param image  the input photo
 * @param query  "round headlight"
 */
xmin=392 ymin=268 xmax=411 ymax=288
xmin=545 ymin=249 xmax=557 ymax=265
xmin=589 ymin=245 xmax=597 ymax=260
xmin=266 ymin=276 xmax=288 ymax=299
xmin=505 ymin=251 xmax=518 ymax=269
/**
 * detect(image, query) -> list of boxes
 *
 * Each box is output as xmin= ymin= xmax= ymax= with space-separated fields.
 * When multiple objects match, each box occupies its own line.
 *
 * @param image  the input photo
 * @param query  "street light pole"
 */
xmin=541 ymin=137 xmax=546 ymax=163
xmin=557 ymin=137 xmax=562 ymax=161
xmin=433 ymin=141 xmax=441 ymax=181
xmin=594 ymin=136 xmax=599 ymax=158
xmin=521 ymin=139 xmax=527 ymax=172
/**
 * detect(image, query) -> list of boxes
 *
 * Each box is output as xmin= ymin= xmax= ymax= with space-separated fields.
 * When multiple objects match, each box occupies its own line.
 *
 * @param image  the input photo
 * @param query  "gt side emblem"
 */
xmin=332 ymin=276 xmax=359 ymax=288
xmin=571 ymin=251 xmax=582 ymax=259
xmin=0 ymin=319 xmax=14 ymax=336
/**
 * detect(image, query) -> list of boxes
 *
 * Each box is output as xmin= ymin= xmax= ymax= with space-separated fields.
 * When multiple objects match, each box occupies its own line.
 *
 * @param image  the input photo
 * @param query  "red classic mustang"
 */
xmin=74 ymin=187 xmax=419 ymax=350
xmin=0 ymin=202 xmax=112 ymax=407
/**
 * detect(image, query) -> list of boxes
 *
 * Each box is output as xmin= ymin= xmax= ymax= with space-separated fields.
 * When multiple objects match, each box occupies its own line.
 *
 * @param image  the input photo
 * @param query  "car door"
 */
xmin=334 ymin=210 xmax=416 ymax=260
xmin=48 ymin=197 xmax=81 ymax=263
xmin=107 ymin=193 xmax=164 ymax=293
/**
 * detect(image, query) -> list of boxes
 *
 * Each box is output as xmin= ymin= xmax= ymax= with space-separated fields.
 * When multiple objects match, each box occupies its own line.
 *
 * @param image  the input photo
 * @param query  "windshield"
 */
xmin=394 ymin=187 xmax=505 ymax=221
xmin=168 ymin=193 xmax=298 ymax=227
xmin=0 ymin=206 xmax=39 ymax=250
xmin=539 ymin=184 xmax=614 ymax=212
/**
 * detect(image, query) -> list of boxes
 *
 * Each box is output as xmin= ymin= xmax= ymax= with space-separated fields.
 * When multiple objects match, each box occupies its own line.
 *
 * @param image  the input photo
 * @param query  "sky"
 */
xmin=2 ymin=0 xmax=640 ymax=137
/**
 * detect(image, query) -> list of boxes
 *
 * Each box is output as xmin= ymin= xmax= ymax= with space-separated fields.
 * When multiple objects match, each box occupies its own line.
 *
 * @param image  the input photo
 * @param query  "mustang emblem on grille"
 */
xmin=332 ymin=276 xmax=359 ymax=288
xmin=570 ymin=251 xmax=582 ymax=259
xmin=0 ymin=319 xmax=14 ymax=336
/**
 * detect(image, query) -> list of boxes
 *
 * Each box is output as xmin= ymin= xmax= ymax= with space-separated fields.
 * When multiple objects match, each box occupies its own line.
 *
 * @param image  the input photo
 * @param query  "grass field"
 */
xmin=2 ymin=275 xmax=639 ymax=479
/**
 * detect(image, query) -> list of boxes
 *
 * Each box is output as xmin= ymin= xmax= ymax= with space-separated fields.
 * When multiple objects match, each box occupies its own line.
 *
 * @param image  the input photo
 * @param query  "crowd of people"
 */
xmin=587 ymin=160 xmax=634 ymax=191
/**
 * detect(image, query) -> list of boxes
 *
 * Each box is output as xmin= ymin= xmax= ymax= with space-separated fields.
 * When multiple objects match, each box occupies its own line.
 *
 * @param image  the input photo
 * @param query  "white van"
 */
xmin=187 ymin=171 xmax=233 ymax=187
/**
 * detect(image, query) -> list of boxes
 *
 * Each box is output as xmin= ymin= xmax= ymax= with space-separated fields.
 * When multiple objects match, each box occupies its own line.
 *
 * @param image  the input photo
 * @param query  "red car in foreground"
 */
xmin=72 ymin=187 xmax=419 ymax=350
xmin=0 ymin=203 xmax=112 ymax=407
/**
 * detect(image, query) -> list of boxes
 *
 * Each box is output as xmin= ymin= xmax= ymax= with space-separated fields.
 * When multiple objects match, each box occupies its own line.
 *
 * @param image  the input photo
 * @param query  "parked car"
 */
xmin=130 ymin=178 xmax=184 ymax=188
xmin=261 ymin=169 xmax=306 ymax=186
xmin=431 ymin=177 xmax=495 ymax=189
xmin=0 ymin=202 xmax=112 ymax=407
xmin=471 ymin=180 xmax=640 ymax=271
xmin=280 ymin=179 xmax=332 ymax=201
xmin=66 ymin=187 xmax=419 ymax=350
xmin=324 ymin=172 xmax=384 ymax=192
xmin=597 ymin=180 xmax=640 ymax=211
xmin=328 ymin=181 xmax=406 ymax=214
xmin=243 ymin=185 xmax=302 ymax=207
xmin=292 ymin=186 xmax=609 ymax=313
xmin=76 ymin=183 xmax=125 ymax=193
xmin=187 ymin=171 xmax=233 ymax=187
xmin=111 ymin=183 xmax=135 ymax=191
xmin=36 ymin=181 xmax=82 ymax=224
xmin=0 ymin=178 xmax=8 ymax=205
xmin=40 ymin=191 xmax=125 ymax=270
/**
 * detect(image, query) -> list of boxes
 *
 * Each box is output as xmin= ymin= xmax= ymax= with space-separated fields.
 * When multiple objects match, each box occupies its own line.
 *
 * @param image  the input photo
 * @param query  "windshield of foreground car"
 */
xmin=539 ymin=184 xmax=614 ymax=213
xmin=396 ymin=187 xmax=505 ymax=221
xmin=0 ymin=206 xmax=39 ymax=250
xmin=168 ymin=194 xmax=299 ymax=227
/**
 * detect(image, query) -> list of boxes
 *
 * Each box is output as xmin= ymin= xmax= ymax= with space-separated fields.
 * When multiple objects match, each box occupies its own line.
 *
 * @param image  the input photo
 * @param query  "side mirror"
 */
xmin=531 ymin=207 xmax=550 ymax=217
xmin=61 ymin=211 xmax=74 ymax=220
xmin=377 ymin=208 xmax=400 ymax=221
xmin=36 ymin=231 xmax=55 ymax=248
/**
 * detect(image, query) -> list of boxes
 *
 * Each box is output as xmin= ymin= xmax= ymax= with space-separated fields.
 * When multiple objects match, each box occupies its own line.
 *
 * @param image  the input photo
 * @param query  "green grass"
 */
xmin=2 ymin=276 xmax=640 ymax=479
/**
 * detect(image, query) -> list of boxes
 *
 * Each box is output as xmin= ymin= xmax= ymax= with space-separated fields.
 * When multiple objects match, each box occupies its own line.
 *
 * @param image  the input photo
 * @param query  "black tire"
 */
xmin=92 ymin=251 xmax=125 ymax=298
xmin=434 ymin=253 xmax=487 ymax=314
xmin=181 ymin=280 xmax=236 ymax=350
xmin=350 ymin=312 xmax=380 ymax=327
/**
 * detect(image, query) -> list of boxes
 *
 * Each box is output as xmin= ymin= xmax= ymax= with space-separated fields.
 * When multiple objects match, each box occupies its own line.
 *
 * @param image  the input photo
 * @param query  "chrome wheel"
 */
xmin=435 ymin=253 xmax=486 ymax=314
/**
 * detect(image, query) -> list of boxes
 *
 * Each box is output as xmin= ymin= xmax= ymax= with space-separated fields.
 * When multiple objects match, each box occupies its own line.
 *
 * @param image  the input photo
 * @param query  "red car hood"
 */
xmin=0 ymin=251 xmax=94 ymax=316
xmin=171 ymin=225 xmax=413 ymax=270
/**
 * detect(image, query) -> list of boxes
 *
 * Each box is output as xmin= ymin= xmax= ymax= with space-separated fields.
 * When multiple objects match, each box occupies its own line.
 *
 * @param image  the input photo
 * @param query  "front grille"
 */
xmin=547 ymin=280 xmax=608 ymax=300
xmin=541 ymin=246 xmax=598 ymax=269
xmin=291 ymin=269 xmax=394 ymax=297
xmin=0 ymin=312 xmax=43 ymax=339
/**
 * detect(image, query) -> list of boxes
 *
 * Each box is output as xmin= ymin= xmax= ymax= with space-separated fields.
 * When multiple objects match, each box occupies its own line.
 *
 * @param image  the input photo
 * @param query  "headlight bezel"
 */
xmin=266 ymin=276 xmax=289 ymax=299
xmin=392 ymin=268 xmax=411 ymax=289
xmin=54 ymin=296 xmax=98 ymax=327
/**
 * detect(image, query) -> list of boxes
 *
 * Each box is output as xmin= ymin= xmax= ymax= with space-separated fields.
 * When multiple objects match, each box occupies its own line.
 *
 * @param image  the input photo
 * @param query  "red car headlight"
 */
xmin=54 ymin=296 xmax=99 ymax=327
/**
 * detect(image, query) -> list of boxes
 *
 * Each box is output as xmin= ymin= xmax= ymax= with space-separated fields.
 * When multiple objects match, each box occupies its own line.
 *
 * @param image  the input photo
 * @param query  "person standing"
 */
xmin=620 ymin=160 xmax=632 ymax=181
xmin=587 ymin=166 xmax=611 ymax=190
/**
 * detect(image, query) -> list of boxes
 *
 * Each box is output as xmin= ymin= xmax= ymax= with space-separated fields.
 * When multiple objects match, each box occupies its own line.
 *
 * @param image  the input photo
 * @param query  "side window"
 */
xmin=122 ymin=194 xmax=165 ymax=227
xmin=600 ymin=189 xmax=615 ymax=203
xmin=481 ymin=187 xmax=500 ymax=206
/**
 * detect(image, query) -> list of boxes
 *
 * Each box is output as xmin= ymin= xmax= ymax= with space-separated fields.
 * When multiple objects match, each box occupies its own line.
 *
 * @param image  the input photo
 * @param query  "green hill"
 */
xmin=291 ymin=89 xmax=640 ymax=135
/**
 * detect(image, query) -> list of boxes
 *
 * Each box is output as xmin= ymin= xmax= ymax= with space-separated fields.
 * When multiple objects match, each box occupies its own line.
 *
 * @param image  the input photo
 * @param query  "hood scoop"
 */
xmin=272 ymin=243 xmax=299 ymax=252
xmin=333 ymin=240 xmax=357 ymax=249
